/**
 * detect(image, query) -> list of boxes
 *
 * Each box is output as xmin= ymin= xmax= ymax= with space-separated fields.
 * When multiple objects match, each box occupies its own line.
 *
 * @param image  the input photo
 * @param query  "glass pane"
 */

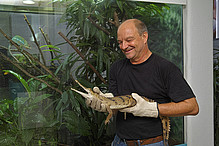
xmin=0 ymin=2 xmax=71 ymax=146
xmin=0 ymin=1 xmax=183 ymax=146
xmin=148 ymin=4 xmax=184 ymax=145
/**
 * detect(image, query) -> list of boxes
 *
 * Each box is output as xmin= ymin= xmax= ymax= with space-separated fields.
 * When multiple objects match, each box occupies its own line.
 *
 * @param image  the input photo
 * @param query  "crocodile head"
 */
xmin=71 ymin=80 xmax=95 ymax=100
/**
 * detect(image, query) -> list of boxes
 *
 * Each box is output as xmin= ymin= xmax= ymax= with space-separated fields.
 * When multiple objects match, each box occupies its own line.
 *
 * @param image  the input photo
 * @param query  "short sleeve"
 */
xmin=165 ymin=65 xmax=196 ymax=102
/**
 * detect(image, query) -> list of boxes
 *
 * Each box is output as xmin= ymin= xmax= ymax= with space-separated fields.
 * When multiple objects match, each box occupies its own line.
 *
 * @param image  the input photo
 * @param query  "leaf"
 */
xmin=0 ymin=134 xmax=16 ymax=145
xmin=84 ymin=18 xmax=90 ymax=39
xmin=76 ymin=42 xmax=91 ymax=47
xmin=61 ymin=91 xmax=69 ymax=104
xmin=103 ymin=53 xmax=111 ymax=78
xmin=63 ymin=110 xmax=91 ymax=136
xmin=46 ymin=120 xmax=59 ymax=127
xmin=21 ymin=129 xmax=34 ymax=145
xmin=116 ymin=0 xmax=123 ymax=12
xmin=35 ymin=113 xmax=47 ymax=123
xmin=16 ymin=97 xmax=29 ymax=111
xmin=69 ymin=91 xmax=81 ymax=114
xmin=3 ymin=70 xmax=31 ymax=97
xmin=40 ymin=45 xmax=61 ymax=50
xmin=32 ymin=94 xmax=52 ymax=104
xmin=42 ymin=49 xmax=61 ymax=53
xmin=97 ymin=47 xmax=103 ymax=72
xmin=55 ymin=91 xmax=69 ymax=111
xmin=76 ymin=78 xmax=94 ymax=88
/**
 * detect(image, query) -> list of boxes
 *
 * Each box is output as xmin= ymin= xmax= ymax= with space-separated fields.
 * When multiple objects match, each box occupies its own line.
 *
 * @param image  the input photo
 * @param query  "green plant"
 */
xmin=56 ymin=0 xmax=167 ymax=84
xmin=0 ymin=71 xmax=59 ymax=145
xmin=148 ymin=4 xmax=183 ymax=69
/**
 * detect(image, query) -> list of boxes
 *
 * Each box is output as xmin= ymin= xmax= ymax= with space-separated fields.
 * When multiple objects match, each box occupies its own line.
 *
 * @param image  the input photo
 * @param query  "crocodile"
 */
xmin=71 ymin=80 xmax=170 ymax=146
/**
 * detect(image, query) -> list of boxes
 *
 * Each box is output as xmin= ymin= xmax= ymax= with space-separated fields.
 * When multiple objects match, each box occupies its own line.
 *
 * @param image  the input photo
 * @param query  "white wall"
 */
xmin=184 ymin=0 xmax=214 ymax=145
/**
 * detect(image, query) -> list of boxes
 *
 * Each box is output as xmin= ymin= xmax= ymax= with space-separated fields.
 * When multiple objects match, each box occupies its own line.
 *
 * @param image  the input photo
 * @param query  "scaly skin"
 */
xmin=71 ymin=80 xmax=170 ymax=146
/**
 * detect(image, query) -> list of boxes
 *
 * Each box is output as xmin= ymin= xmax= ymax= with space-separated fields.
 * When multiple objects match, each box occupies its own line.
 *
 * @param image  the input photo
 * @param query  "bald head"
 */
xmin=117 ymin=19 xmax=150 ymax=64
xmin=118 ymin=19 xmax=148 ymax=36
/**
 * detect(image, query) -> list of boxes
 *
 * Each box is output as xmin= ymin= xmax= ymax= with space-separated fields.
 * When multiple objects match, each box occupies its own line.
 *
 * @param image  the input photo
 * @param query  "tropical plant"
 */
xmin=0 ymin=70 xmax=59 ymax=145
xmin=148 ymin=4 xmax=183 ymax=69
xmin=56 ymin=0 xmax=167 ymax=85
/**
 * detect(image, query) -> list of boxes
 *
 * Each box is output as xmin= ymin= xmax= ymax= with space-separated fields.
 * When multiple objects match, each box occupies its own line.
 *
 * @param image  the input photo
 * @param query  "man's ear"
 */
xmin=142 ymin=32 xmax=148 ymax=44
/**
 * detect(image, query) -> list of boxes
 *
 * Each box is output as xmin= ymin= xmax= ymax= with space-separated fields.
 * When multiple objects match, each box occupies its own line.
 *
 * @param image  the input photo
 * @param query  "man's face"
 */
xmin=117 ymin=23 xmax=147 ymax=63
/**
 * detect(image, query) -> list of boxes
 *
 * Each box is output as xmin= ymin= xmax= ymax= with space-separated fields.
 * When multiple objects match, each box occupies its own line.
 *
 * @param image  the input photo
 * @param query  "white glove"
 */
xmin=86 ymin=87 xmax=113 ymax=112
xmin=120 ymin=93 xmax=159 ymax=118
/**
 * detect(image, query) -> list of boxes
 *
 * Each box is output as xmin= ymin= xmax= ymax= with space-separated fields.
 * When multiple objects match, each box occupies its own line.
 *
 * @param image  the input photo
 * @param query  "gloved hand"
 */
xmin=120 ymin=93 xmax=159 ymax=118
xmin=86 ymin=87 xmax=113 ymax=112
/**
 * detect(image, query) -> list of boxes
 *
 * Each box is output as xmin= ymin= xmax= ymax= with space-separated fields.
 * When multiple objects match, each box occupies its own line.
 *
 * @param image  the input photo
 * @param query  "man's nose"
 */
xmin=120 ymin=41 xmax=128 ymax=50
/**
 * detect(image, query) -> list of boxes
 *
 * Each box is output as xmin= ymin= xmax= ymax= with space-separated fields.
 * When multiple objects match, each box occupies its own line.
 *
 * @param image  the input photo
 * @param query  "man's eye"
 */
xmin=118 ymin=41 xmax=122 ymax=44
xmin=127 ymin=39 xmax=133 ymax=42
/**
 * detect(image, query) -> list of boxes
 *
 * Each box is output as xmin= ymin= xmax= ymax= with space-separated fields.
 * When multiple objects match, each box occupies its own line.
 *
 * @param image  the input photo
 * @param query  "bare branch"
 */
xmin=0 ymin=52 xmax=62 ymax=94
xmin=39 ymin=27 xmax=55 ymax=65
xmin=109 ymin=11 xmax=120 ymax=27
xmin=58 ymin=31 xmax=107 ymax=84
xmin=0 ymin=28 xmax=60 ymax=84
xmin=24 ymin=14 xmax=46 ymax=65
xmin=0 ymin=45 xmax=45 ymax=75
xmin=87 ymin=16 xmax=110 ymax=35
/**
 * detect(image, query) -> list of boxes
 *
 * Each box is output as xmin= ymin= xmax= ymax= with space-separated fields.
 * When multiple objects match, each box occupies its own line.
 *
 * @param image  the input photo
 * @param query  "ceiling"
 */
xmin=0 ymin=0 xmax=51 ymax=6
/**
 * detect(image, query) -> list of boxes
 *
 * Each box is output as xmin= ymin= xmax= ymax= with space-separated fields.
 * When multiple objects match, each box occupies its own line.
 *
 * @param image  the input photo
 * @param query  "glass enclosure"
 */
xmin=0 ymin=1 xmax=184 ymax=145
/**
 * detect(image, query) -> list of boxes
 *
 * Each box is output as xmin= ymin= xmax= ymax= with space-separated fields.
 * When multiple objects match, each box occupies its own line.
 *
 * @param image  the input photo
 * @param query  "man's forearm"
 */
xmin=158 ymin=97 xmax=199 ymax=117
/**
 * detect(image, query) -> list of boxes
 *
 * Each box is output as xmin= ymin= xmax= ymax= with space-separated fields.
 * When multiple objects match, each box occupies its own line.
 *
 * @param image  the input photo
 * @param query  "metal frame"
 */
xmin=129 ymin=0 xmax=186 ymax=5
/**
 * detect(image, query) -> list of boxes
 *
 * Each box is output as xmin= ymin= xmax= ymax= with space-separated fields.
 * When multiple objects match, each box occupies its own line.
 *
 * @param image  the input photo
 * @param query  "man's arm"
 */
xmin=120 ymin=93 xmax=199 ymax=118
xmin=158 ymin=97 xmax=199 ymax=117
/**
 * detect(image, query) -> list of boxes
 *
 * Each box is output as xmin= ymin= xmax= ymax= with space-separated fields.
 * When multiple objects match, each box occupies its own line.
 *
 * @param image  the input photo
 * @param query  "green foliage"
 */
xmin=55 ymin=0 xmax=167 ymax=85
xmin=0 ymin=79 xmax=59 ymax=145
xmin=148 ymin=4 xmax=183 ymax=69
xmin=3 ymin=70 xmax=31 ymax=97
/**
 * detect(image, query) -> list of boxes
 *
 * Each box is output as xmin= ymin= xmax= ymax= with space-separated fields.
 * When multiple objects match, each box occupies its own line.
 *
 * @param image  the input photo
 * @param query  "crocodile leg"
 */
xmin=105 ymin=105 xmax=113 ymax=124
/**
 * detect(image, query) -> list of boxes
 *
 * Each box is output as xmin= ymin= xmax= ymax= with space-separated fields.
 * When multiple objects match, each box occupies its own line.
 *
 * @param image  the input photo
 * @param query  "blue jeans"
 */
xmin=111 ymin=135 xmax=165 ymax=146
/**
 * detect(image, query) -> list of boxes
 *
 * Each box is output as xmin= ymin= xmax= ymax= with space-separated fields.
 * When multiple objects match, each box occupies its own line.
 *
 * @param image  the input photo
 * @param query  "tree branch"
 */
xmin=40 ymin=27 xmax=76 ymax=84
xmin=87 ymin=16 xmax=110 ymax=35
xmin=58 ymin=31 xmax=107 ymax=84
xmin=0 ymin=52 xmax=62 ymax=94
xmin=0 ymin=28 xmax=60 ymax=84
xmin=39 ymin=27 xmax=55 ymax=65
xmin=0 ymin=45 xmax=45 ymax=75
xmin=24 ymin=14 xmax=46 ymax=65
xmin=109 ymin=11 xmax=120 ymax=27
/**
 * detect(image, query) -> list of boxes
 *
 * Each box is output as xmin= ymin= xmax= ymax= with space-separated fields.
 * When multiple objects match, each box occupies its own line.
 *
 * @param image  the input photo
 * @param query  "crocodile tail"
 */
xmin=163 ymin=138 xmax=168 ymax=146
xmin=160 ymin=116 xmax=170 ymax=146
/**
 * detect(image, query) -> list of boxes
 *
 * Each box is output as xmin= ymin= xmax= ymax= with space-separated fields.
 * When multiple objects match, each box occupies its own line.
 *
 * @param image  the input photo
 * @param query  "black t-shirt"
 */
xmin=109 ymin=53 xmax=195 ymax=140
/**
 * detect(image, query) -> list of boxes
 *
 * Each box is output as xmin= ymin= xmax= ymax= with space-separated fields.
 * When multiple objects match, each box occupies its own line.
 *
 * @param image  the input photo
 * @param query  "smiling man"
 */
xmin=86 ymin=19 xmax=199 ymax=146
xmin=117 ymin=19 xmax=151 ymax=64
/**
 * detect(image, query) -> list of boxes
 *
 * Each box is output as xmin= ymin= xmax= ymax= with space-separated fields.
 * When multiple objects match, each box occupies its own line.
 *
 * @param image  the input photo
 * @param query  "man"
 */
xmin=87 ymin=19 xmax=199 ymax=146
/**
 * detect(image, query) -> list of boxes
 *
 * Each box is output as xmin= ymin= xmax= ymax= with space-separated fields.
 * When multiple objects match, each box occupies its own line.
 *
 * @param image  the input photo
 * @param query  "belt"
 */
xmin=124 ymin=135 xmax=163 ymax=146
